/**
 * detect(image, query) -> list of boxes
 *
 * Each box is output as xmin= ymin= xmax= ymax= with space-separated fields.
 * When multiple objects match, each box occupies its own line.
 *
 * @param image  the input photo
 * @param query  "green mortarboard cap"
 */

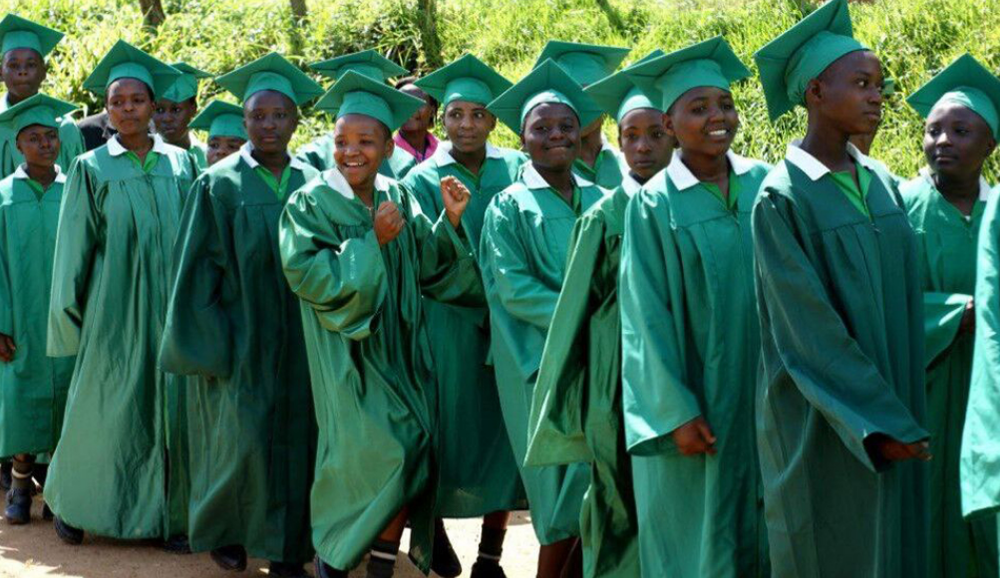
xmin=216 ymin=52 xmax=324 ymax=106
xmin=160 ymin=62 xmax=212 ymax=103
xmin=533 ymin=40 xmax=631 ymax=87
xmin=0 ymin=15 xmax=63 ymax=58
xmin=585 ymin=49 xmax=665 ymax=122
xmin=0 ymin=93 xmax=77 ymax=136
xmin=907 ymin=53 xmax=1000 ymax=139
xmin=189 ymin=99 xmax=247 ymax=140
xmin=315 ymin=70 xmax=424 ymax=132
xmin=754 ymin=0 xmax=869 ymax=121
xmin=414 ymin=53 xmax=512 ymax=109
xmin=625 ymin=37 xmax=751 ymax=114
xmin=310 ymin=49 xmax=408 ymax=82
xmin=487 ymin=58 xmax=604 ymax=134
xmin=83 ymin=40 xmax=181 ymax=98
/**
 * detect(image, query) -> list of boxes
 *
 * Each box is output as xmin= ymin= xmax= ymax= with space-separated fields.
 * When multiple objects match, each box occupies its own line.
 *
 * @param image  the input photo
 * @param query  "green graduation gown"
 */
xmin=295 ymin=133 xmax=416 ymax=179
xmin=0 ymin=166 xmax=75 ymax=458
xmin=572 ymin=141 xmax=623 ymax=190
xmin=0 ymin=94 xmax=84 ymax=180
xmin=402 ymin=143 xmax=527 ymax=517
xmin=902 ymin=172 xmax=998 ymax=578
xmin=620 ymin=154 xmax=770 ymax=578
xmin=479 ymin=164 xmax=605 ymax=545
xmin=525 ymin=174 xmax=643 ymax=578
xmin=753 ymin=144 xmax=929 ymax=578
xmin=279 ymin=169 xmax=482 ymax=573
xmin=46 ymin=135 xmax=199 ymax=540
xmin=186 ymin=137 xmax=208 ymax=170
xmin=159 ymin=146 xmax=318 ymax=564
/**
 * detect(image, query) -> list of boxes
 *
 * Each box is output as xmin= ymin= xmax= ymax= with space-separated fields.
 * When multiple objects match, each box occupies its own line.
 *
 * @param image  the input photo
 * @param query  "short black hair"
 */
xmin=395 ymin=76 xmax=438 ymax=110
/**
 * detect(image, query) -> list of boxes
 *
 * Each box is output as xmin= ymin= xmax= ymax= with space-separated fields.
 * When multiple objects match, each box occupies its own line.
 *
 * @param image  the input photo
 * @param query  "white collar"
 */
xmin=785 ymin=140 xmax=877 ymax=181
xmin=431 ymin=141 xmax=504 ymax=167
xmin=666 ymin=150 xmax=756 ymax=191
xmin=522 ymin=163 xmax=593 ymax=190
xmin=321 ymin=166 xmax=392 ymax=200
xmin=919 ymin=167 xmax=993 ymax=202
xmin=620 ymin=171 xmax=645 ymax=196
xmin=239 ymin=141 xmax=310 ymax=172
xmin=12 ymin=163 xmax=66 ymax=184
xmin=189 ymin=133 xmax=205 ymax=150
xmin=107 ymin=133 xmax=172 ymax=157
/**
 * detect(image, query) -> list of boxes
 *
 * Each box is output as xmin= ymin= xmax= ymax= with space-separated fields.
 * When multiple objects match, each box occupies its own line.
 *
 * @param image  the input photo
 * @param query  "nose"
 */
xmin=635 ymin=136 xmax=652 ymax=153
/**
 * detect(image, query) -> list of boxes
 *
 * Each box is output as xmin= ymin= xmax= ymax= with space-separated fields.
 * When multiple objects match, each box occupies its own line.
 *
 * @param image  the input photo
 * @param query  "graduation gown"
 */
xmin=902 ymin=172 xmax=997 ymax=578
xmin=0 ymin=94 xmax=85 ymax=180
xmin=572 ymin=141 xmax=623 ymax=190
xmin=525 ymin=175 xmax=642 ymax=578
xmin=402 ymin=143 xmax=527 ymax=517
xmin=45 ymin=135 xmax=199 ymax=540
xmin=279 ymin=169 xmax=482 ymax=573
xmin=159 ymin=146 xmax=318 ymax=564
xmin=479 ymin=164 xmax=605 ymax=545
xmin=619 ymin=153 xmax=770 ymax=578
xmin=0 ymin=166 xmax=74 ymax=458
xmin=295 ymin=133 xmax=417 ymax=179
xmin=752 ymin=143 xmax=928 ymax=578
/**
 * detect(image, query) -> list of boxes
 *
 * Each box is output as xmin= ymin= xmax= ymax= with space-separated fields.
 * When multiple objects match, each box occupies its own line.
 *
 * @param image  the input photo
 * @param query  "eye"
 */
xmin=474 ymin=111 xmax=485 ymax=119
xmin=857 ymin=79 xmax=868 ymax=88
xmin=692 ymin=105 xmax=707 ymax=114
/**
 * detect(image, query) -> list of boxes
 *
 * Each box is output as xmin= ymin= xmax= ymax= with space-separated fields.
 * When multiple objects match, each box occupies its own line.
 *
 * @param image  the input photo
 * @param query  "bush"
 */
xmin=3 ymin=0 xmax=999 ymax=180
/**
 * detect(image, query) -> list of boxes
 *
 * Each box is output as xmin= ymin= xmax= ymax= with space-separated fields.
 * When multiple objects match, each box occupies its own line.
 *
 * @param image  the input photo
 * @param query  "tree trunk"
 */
xmin=416 ymin=0 xmax=444 ymax=70
xmin=595 ymin=0 xmax=626 ymax=34
xmin=138 ymin=0 xmax=166 ymax=29
xmin=289 ymin=0 xmax=308 ymax=54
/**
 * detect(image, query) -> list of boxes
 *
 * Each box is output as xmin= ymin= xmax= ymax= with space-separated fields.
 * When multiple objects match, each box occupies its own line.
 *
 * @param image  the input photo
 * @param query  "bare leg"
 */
xmin=537 ymin=537 xmax=577 ymax=578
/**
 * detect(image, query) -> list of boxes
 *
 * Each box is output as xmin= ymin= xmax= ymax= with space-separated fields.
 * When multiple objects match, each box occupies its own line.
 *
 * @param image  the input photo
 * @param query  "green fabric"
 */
xmin=161 ymin=62 xmax=212 ymax=104
xmin=479 ymin=169 xmax=605 ymax=544
xmin=584 ymin=49 xmax=666 ymax=122
xmin=83 ymin=40 xmax=181 ymax=98
xmin=907 ymin=54 xmax=1000 ymax=139
xmin=253 ymin=164 xmax=292 ymax=199
xmin=415 ymin=53 xmax=512 ymax=108
xmin=45 ymin=142 xmax=199 ymax=540
xmin=190 ymin=100 xmax=247 ymax=141
xmin=0 ymin=94 xmax=85 ymax=180
xmin=572 ymin=146 xmax=624 ymax=190
xmin=124 ymin=149 xmax=160 ymax=174
xmin=901 ymin=175 xmax=998 ymax=578
xmin=487 ymin=59 xmax=604 ymax=134
xmin=402 ymin=145 xmax=528 ymax=517
xmin=0 ymin=175 xmax=74 ymax=458
xmin=216 ymin=53 xmax=323 ymax=106
xmin=0 ymin=15 xmax=63 ymax=57
xmin=534 ymin=40 xmax=631 ymax=87
xmin=620 ymin=160 xmax=771 ymax=577
xmin=315 ymin=70 xmax=424 ymax=132
xmin=294 ymin=133 xmax=415 ymax=179
xmin=189 ymin=143 xmax=207 ymax=170
xmin=309 ymin=49 xmax=408 ymax=82
xmin=159 ymin=152 xmax=318 ymax=564
xmin=525 ymin=186 xmax=640 ymax=578
xmin=753 ymin=156 xmax=929 ymax=577
xmin=23 ymin=177 xmax=44 ymax=200
xmin=827 ymin=161 xmax=873 ymax=217
xmin=0 ymin=93 xmax=77 ymax=134
xmin=700 ymin=169 xmax=741 ymax=211
xmin=279 ymin=170 xmax=482 ymax=573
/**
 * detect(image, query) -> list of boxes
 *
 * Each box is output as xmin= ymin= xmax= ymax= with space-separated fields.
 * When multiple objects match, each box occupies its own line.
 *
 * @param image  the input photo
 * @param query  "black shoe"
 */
xmin=42 ymin=503 xmax=53 ymax=521
xmin=314 ymin=555 xmax=348 ymax=578
xmin=269 ymin=561 xmax=311 ymax=578
xmin=470 ymin=560 xmax=507 ymax=578
xmin=54 ymin=516 xmax=83 ymax=545
xmin=0 ymin=461 xmax=10 ymax=492
xmin=161 ymin=534 xmax=192 ymax=554
xmin=430 ymin=518 xmax=462 ymax=578
xmin=5 ymin=488 xmax=31 ymax=525
xmin=210 ymin=544 xmax=247 ymax=572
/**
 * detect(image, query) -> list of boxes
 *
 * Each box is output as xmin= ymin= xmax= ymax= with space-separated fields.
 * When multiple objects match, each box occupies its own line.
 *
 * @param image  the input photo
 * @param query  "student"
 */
xmin=752 ymin=0 xmax=930 ymax=575
xmin=904 ymin=54 xmax=1000 ymax=577
xmin=154 ymin=62 xmax=212 ymax=169
xmin=0 ymin=15 xmax=83 ymax=179
xmin=187 ymin=100 xmax=247 ymax=166
xmin=394 ymin=76 xmax=439 ymax=171
xmin=402 ymin=53 xmax=527 ymax=578
xmin=535 ymin=40 xmax=630 ymax=189
xmin=0 ymin=94 xmax=77 ymax=525
xmin=45 ymin=40 xmax=198 ymax=549
xmin=480 ymin=59 xmax=607 ymax=578
xmin=523 ymin=49 xmax=672 ymax=578
xmin=279 ymin=70 xmax=480 ymax=578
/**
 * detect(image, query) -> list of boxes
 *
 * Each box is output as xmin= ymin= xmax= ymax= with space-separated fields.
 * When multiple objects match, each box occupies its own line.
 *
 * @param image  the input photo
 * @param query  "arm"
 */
xmin=923 ymin=292 xmax=973 ymax=366
xmin=57 ymin=120 xmax=85 ymax=174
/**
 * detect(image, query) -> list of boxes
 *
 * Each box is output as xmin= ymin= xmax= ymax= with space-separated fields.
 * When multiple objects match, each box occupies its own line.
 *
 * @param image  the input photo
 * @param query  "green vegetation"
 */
xmin=4 ymin=0 xmax=999 ymax=179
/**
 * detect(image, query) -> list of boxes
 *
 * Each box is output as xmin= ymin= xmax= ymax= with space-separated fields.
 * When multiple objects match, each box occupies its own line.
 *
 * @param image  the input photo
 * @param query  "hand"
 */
xmin=440 ymin=176 xmax=470 ymax=229
xmin=959 ymin=299 xmax=975 ymax=335
xmin=671 ymin=416 xmax=717 ymax=456
xmin=0 ymin=333 xmax=15 ymax=363
xmin=870 ymin=434 xmax=931 ymax=462
xmin=374 ymin=201 xmax=405 ymax=246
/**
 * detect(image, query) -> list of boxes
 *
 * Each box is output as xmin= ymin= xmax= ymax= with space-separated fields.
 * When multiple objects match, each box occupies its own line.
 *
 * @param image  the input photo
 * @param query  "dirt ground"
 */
xmin=0 ymin=499 xmax=540 ymax=577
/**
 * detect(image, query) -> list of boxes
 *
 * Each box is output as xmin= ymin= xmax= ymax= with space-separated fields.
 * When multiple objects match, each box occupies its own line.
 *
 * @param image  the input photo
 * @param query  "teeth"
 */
xmin=709 ymin=129 xmax=728 ymax=136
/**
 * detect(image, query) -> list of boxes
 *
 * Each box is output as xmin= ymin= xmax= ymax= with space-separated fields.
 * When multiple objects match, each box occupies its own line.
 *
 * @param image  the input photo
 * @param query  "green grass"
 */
xmin=3 ymin=0 xmax=999 ymax=180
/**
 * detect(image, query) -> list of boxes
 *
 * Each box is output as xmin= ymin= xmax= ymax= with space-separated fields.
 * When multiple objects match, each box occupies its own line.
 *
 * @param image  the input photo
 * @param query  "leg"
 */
xmin=366 ymin=507 xmax=409 ymax=578
xmin=5 ymin=454 xmax=34 ymax=525
xmin=537 ymin=537 xmax=577 ymax=578
xmin=471 ymin=511 xmax=511 ymax=577
xmin=429 ymin=517 xmax=462 ymax=577
xmin=210 ymin=544 xmax=248 ymax=572
xmin=560 ymin=539 xmax=583 ymax=578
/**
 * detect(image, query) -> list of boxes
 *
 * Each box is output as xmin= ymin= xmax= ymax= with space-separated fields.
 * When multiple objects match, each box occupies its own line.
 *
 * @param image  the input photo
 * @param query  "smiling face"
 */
xmin=665 ymin=86 xmax=739 ymax=159
xmin=923 ymin=102 xmax=997 ymax=180
xmin=618 ymin=108 xmax=672 ymax=180
xmin=15 ymin=124 xmax=60 ymax=168
xmin=1 ymin=48 xmax=46 ymax=102
xmin=442 ymin=100 xmax=496 ymax=154
xmin=206 ymin=135 xmax=246 ymax=166
xmin=520 ymin=103 xmax=581 ymax=172
xmin=153 ymin=97 xmax=198 ymax=145
xmin=105 ymin=78 xmax=155 ymax=138
xmin=807 ymin=50 xmax=885 ymax=136
xmin=333 ymin=113 xmax=394 ymax=189
xmin=243 ymin=90 xmax=298 ymax=155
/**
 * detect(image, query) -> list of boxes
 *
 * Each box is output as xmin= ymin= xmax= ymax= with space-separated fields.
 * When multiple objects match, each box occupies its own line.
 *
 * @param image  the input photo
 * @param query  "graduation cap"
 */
xmin=314 ymin=70 xmax=425 ymax=132
xmin=487 ymin=58 xmax=604 ymax=134
xmin=0 ymin=93 xmax=77 ymax=135
xmin=216 ymin=52 xmax=324 ymax=106
xmin=310 ymin=49 xmax=408 ymax=82
xmin=907 ymin=53 xmax=1000 ymax=139
xmin=533 ymin=40 xmax=631 ymax=87
xmin=0 ymin=14 xmax=63 ymax=58
xmin=83 ymin=40 xmax=182 ymax=98
xmin=160 ymin=62 xmax=213 ymax=103
xmin=414 ymin=53 xmax=512 ymax=108
xmin=585 ymin=50 xmax=666 ymax=123
xmin=189 ymin=100 xmax=246 ymax=140
xmin=754 ymin=0 xmax=869 ymax=121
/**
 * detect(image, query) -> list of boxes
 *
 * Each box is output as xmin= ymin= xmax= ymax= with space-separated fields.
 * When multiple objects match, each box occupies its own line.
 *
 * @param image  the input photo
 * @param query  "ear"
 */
xmin=384 ymin=134 xmax=395 ymax=160
xmin=662 ymin=111 xmax=676 ymax=140
xmin=986 ymin=136 xmax=998 ymax=157
xmin=804 ymin=77 xmax=823 ymax=108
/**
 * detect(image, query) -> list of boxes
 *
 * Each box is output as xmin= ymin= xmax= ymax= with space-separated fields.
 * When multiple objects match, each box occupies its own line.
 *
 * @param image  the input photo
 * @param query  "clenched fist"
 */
xmin=441 ymin=176 xmax=471 ymax=229
xmin=374 ymin=201 xmax=405 ymax=246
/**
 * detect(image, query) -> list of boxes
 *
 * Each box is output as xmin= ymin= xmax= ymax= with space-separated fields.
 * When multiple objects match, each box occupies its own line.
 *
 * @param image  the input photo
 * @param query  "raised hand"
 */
xmin=374 ymin=201 xmax=405 ymax=246
xmin=440 ymin=176 xmax=471 ymax=229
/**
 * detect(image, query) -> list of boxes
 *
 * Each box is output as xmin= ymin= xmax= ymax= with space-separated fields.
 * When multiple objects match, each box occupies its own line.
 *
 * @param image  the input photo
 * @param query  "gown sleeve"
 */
xmin=923 ymin=292 xmax=972 ymax=366
xmin=57 ymin=119 xmax=85 ymax=173
xmin=0 ymin=203 xmax=11 ymax=337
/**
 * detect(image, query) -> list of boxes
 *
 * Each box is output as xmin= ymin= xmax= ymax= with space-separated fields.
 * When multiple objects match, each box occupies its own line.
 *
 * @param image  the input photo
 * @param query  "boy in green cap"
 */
xmin=188 ymin=99 xmax=247 ymax=166
xmin=394 ymin=76 xmax=439 ymax=174
xmin=752 ymin=0 xmax=930 ymax=575
xmin=905 ymin=54 xmax=1000 ymax=578
xmin=154 ymin=62 xmax=212 ymax=169
xmin=480 ymin=58 xmax=610 ymax=578
xmin=279 ymin=70 xmax=481 ymax=578
xmin=402 ymin=53 xmax=528 ymax=578
xmin=0 ymin=93 xmax=77 ymax=526
xmin=45 ymin=40 xmax=198 ymax=550
xmin=159 ymin=51 xmax=323 ymax=578
xmin=0 ymin=15 xmax=83 ymax=180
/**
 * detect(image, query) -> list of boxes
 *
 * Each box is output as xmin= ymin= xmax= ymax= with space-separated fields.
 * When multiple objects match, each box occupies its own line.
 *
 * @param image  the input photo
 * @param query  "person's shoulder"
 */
xmin=0 ymin=175 xmax=16 ymax=203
